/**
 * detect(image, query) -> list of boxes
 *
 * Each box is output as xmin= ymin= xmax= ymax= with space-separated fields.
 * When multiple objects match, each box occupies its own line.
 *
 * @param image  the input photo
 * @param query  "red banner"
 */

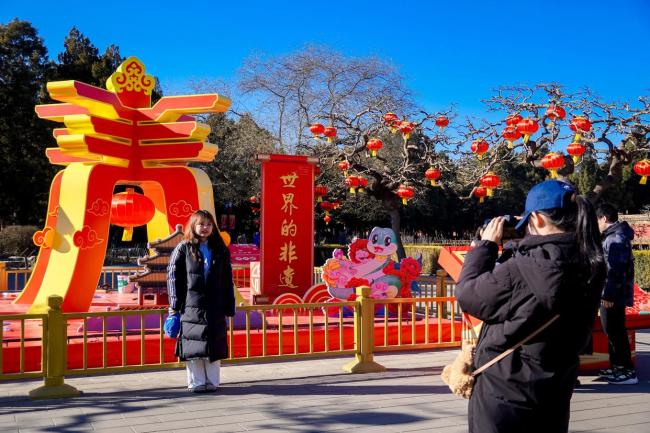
xmin=258 ymin=154 xmax=316 ymax=301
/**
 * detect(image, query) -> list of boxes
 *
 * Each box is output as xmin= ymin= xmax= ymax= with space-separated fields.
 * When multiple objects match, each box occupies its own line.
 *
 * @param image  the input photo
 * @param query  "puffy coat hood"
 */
xmin=602 ymin=220 xmax=635 ymax=242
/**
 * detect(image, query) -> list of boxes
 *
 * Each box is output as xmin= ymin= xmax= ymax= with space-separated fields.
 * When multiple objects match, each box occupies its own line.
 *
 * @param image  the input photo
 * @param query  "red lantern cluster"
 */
xmin=471 ymin=139 xmax=489 ymax=160
xmin=502 ymin=125 xmax=521 ymax=149
xmin=383 ymin=112 xmax=400 ymax=133
xmin=345 ymin=175 xmax=360 ymax=194
xmin=474 ymin=186 xmax=487 ymax=204
xmin=366 ymin=138 xmax=383 ymax=157
xmin=516 ymin=118 xmax=539 ymax=144
xmin=396 ymin=184 xmax=414 ymax=205
xmin=314 ymin=184 xmax=329 ymax=202
xmin=323 ymin=126 xmax=337 ymax=143
xmin=435 ymin=115 xmax=449 ymax=130
xmin=424 ymin=167 xmax=441 ymax=186
xmin=545 ymin=105 xmax=566 ymax=126
xmin=541 ymin=152 xmax=565 ymax=179
xmin=566 ymin=142 xmax=586 ymax=164
xmin=110 ymin=188 xmax=155 ymax=242
xmin=505 ymin=113 xmax=523 ymax=127
xmin=569 ymin=116 xmax=592 ymax=141
xmin=310 ymin=123 xmax=325 ymax=138
xmin=480 ymin=172 xmax=501 ymax=197
xmin=633 ymin=160 xmax=650 ymax=185
xmin=337 ymin=160 xmax=351 ymax=177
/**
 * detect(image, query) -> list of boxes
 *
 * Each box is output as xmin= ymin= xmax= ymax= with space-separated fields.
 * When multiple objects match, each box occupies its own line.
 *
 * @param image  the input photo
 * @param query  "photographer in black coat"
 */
xmin=457 ymin=181 xmax=605 ymax=433
xmin=168 ymin=210 xmax=236 ymax=393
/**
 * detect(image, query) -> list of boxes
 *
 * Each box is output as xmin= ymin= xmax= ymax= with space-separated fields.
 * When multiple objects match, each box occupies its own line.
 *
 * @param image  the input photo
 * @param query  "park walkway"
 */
xmin=1 ymin=330 xmax=649 ymax=433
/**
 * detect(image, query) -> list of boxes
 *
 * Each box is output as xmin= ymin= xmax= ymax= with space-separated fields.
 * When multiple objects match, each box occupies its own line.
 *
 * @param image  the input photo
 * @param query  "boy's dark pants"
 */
xmin=600 ymin=305 xmax=634 ymax=370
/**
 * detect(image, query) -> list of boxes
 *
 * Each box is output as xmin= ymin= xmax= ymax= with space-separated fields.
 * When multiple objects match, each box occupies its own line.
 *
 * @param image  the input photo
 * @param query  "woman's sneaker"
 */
xmin=607 ymin=369 xmax=638 ymax=385
xmin=598 ymin=367 xmax=618 ymax=379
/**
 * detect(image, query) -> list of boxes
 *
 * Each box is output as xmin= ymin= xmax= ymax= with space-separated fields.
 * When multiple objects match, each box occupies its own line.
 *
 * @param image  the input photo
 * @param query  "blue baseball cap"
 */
xmin=515 ymin=180 xmax=576 ymax=231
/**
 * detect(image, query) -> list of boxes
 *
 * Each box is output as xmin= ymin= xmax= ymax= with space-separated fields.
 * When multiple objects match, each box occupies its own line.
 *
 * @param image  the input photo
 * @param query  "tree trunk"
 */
xmin=388 ymin=207 xmax=406 ymax=261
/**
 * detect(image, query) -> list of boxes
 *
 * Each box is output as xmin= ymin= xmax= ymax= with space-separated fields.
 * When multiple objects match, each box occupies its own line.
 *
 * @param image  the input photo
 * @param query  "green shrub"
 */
xmin=0 ymin=225 xmax=39 ymax=256
xmin=635 ymin=250 xmax=650 ymax=291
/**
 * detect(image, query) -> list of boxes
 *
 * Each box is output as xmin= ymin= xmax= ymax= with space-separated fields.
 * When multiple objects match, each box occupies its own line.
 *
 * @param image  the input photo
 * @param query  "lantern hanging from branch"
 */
xmin=399 ymin=121 xmax=415 ymax=141
xmin=320 ymin=200 xmax=334 ymax=215
xmin=345 ymin=175 xmax=360 ymax=194
xmin=357 ymin=176 xmax=368 ymax=193
xmin=337 ymin=160 xmax=351 ymax=177
xmin=480 ymin=172 xmax=501 ymax=197
xmin=310 ymin=123 xmax=325 ymax=139
xmin=474 ymin=186 xmax=487 ymax=204
xmin=366 ymin=138 xmax=383 ymax=157
xmin=516 ymin=118 xmax=539 ymax=144
xmin=249 ymin=196 xmax=258 ymax=204
xmin=110 ymin=188 xmax=155 ymax=241
xmin=633 ymin=160 xmax=650 ymax=185
xmin=323 ymin=215 xmax=332 ymax=225
xmin=332 ymin=200 xmax=342 ymax=210
xmin=569 ymin=116 xmax=592 ymax=141
xmin=435 ymin=115 xmax=449 ymax=131
xmin=314 ymin=184 xmax=329 ymax=202
xmin=502 ymin=126 xmax=521 ymax=149
xmin=505 ymin=113 xmax=523 ymax=126
xmin=471 ymin=139 xmax=489 ymax=160
xmin=396 ymin=184 xmax=414 ymax=205
xmin=383 ymin=112 xmax=399 ymax=133
xmin=541 ymin=152 xmax=566 ymax=179
xmin=545 ymin=105 xmax=566 ymax=127
xmin=566 ymin=142 xmax=586 ymax=164
xmin=424 ymin=167 xmax=442 ymax=186
xmin=323 ymin=126 xmax=337 ymax=143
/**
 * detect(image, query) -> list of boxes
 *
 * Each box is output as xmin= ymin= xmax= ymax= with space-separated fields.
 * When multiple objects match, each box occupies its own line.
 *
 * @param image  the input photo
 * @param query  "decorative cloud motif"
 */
xmin=33 ymin=227 xmax=55 ymax=248
xmin=86 ymin=199 xmax=110 ymax=216
xmin=73 ymin=226 xmax=104 ymax=249
xmin=169 ymin=200 xmax=194 ymax=218
xmin=47 ymin=205 xmax=60 ymax=218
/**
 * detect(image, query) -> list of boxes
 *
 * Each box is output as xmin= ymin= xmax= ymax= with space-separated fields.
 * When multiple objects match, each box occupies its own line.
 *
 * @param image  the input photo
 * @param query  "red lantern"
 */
xmin=471 ymin=139 xmax=489 ymax=160
xmin=474 ymin=186 xmax=487 ymax=204
xmin=633 ymin=160 xmax=650 ymax=185
xmin=545 ymin=105 xmax=566 ymax=126
xmin=425 ymin=167 xmax=441 ymax=186
xmin=310 ymin=123 xmax=325 ymax=138
xmin=110 ymin=188 xmax=155 ymax=241
xmin=480 ymin=172 xmax=501 ymax=197
xmin=516 ymin=118 xmax=539 ymax=144
xmin=502 ymin=125 xmax=521 ymax=149
xmin=399 ymin=121 xmax=415 ymax=140
xmin=323 ymin=215 xmax=332 ymax=225
xmin=320 ymin=201 xmax=334 ymax=215
xmin=323 ymin=126 xmax=337 ymax=143
xmin=396 ymin=184 xmax=414 ymax=205
xmin=332 ymin=200 xmax=342 ymax=210
xmin=567 ymin=142 xmax=586 ymax=164
xmin=435 ymin=115 xmax=449 ymax=130
xmin=569 ymin=116 xmax=592 ymax=141
xmin=357 ymin=176 xmax=368 ymax=193
xmin=384 ymin=112 xmax=400 ymax=133
xmin=337 ymin=160 xmax=351 ymax=177
xmin=505 ymin=113 xmax=523 ymax=126
xmin=366 ymin=138 xmax=383 ymax=157
xmin=314 ymin=184 xmax=328 ymax=202
xmin=345 ymin=175 xmax=360 ymax=194
xmin=249 ymin=196 xmax=258 ymax=204
xmin=541 ymin=152 xmax=566 ymax=179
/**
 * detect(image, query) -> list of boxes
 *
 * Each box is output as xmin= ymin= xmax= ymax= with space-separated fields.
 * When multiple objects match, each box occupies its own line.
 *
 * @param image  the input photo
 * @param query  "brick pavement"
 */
xmin=1 ymin=331 xmax=649 ymax=432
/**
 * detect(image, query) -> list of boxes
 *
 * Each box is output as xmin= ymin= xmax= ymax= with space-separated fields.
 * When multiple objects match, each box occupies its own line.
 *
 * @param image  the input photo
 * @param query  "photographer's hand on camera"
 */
xmin=480 ymin=216 xmax=505 ymax=245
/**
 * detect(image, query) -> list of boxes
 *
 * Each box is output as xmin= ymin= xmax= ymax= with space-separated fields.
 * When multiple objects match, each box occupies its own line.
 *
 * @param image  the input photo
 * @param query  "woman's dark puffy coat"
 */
xmin=167 ymin=240 xmax=236 ymax=362
xmin=457 ymin=233 xmax=604 ymax=433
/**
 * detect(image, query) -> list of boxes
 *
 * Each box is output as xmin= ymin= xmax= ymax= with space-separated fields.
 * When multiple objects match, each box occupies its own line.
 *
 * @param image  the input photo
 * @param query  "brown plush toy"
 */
xmin=441 ymin=343 xmax=475 ymax=399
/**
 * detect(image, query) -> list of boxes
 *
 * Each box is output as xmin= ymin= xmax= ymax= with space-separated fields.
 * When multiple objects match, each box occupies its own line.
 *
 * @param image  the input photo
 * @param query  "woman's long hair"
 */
xmin=538 ymin=194 xmax=605 ymax=275
xmin=183 ymin=210 xmax=226 ymax=258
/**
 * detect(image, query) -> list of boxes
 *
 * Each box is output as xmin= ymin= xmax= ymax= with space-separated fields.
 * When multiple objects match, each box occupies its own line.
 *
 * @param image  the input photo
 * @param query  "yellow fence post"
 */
xmin=343 ymin=286 xmax=386 ymax=373
xmin=29 ymin=295 xmax=81 ymax=399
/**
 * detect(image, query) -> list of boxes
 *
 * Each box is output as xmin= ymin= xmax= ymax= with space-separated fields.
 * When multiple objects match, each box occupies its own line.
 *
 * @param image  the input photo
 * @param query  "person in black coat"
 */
xmin=167 ymin=210 xmax=236 ymax=393
xmin=457 ymin=180 xmax=606 ymax=433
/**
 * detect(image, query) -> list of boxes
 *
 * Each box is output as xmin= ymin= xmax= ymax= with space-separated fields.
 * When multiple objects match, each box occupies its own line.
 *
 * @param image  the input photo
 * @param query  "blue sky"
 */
xmin=2 ymin=0 xmax=649 ymax=116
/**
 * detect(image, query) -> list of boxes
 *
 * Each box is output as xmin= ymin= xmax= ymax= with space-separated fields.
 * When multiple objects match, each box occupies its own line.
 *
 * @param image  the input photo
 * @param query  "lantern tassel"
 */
xmin=390 ymin=127 xmax=398 ymax=134
xmin=439 ymin=126 xmax=446 ymax=132
xmin=479 ymin=197 xmax=484 ymax=204
xmin=122 ymin=227 xmax=134 ymax=242
xmin=574 ymin=133 xmax=582 ymax=142
xmin=313 ymin=135 xmax=321 ymax=140
xmin=403 ymin=133 xmax=411 ymax=141
xmin=477 ymin=154 xmax=483 ymax=161
xmin=343 ymin=170 xmax=348 ymax=177
xmin=402 ymin=198 xmax=408 ymax=205
xmin=523 ymin=134 xmax=530 ymax=144
xmin=317 ymin=197 xmax=323 ymax=203
xmin=358 ymin=188 xmax=364 ymax=193
xmin=349 ymin=188 xmax=356 ymax=194
xmin=487 ymin=188 xmax=493 ymax=197
xmin=507 ymin=140 xmax=513 ymax=149
xmin=327 ymin=137 xmax=333 ymax=143
xmin=572 ymin=155 xmax=580 ymax=164
xmin=641 ymin=176 xmax=648 ymax=185
xmin=549 ymin=170 xmax=558 ymax=179
xmin=430 ymin=180 xmax=436 ymax=186
xmin=371 ymin=150 xmax=377 ymax=157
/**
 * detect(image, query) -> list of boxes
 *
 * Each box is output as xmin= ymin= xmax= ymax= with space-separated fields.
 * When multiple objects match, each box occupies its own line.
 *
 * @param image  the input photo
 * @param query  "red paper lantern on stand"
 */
xmin=345 ymin=175 xmax=360 ymax=194
xmin=633 ymin=160 xmax=650 ymax=185
xmin=309 ymin=123 xmax=325 ymax=139
xmin=111 ymin=188 xmax=155 ymax=241
xmin=480 ymin=172 xmax=501 ymax=197
xmin=516 ymin=118 xmax=539 ymax=143
xmin=337 ymin=160 xmax=351 ymax=177
xmin=314 ymin=185 xmax=329 ymax=202
xmin=566 ymin=142 xmax=586 ymax=163
xmin=474 ymin=186 xmax=487 ymax=204
xmin=545 ymin=105 xmax=566 ymax=126
xmin=541 ymin=152 xmax=566 ymax=179
xmin=366 ymin=138 xmax=383 ymax=157
xmin=323 ymin=126 xmax=337 ymax=143
xmin=424 ymin=167 xmax=441 ymax=186
xmin=357 ymin=176 xmax=368 ymax=193
xmin=505 ymin=113 xmax=523 ymax=126
xmin=569 ymin=116 xmax=592 ymax=141
xmin=502 ymin=125 xmax=522 ymax=149
xmin=435 ymin=115 xmax=449 ymax=130
xmin=471 ymin=139 xmax=489 ymax=160
xmin=396 ymin=184 xmax=414 ymax=205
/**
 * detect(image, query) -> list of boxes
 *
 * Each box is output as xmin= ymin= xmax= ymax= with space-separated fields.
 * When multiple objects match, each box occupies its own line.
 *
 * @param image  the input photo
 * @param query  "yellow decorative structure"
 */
xmin=15 ymin=57 xmax=231 ymax=313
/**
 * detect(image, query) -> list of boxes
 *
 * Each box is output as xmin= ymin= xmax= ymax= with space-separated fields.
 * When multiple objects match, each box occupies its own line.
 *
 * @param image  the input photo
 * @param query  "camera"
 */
xmin=502 ymin=215 xmax=522 ymax=240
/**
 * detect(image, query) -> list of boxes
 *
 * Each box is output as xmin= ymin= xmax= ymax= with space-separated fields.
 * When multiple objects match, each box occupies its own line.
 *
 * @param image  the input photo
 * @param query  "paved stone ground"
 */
xmin=1 ymin=330 xmax=649 ymax=432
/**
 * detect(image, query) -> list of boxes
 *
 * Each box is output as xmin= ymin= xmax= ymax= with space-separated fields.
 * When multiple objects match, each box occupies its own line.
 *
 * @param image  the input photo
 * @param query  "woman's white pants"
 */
xmin=186 ymin=358 xmax=220 ymax=388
